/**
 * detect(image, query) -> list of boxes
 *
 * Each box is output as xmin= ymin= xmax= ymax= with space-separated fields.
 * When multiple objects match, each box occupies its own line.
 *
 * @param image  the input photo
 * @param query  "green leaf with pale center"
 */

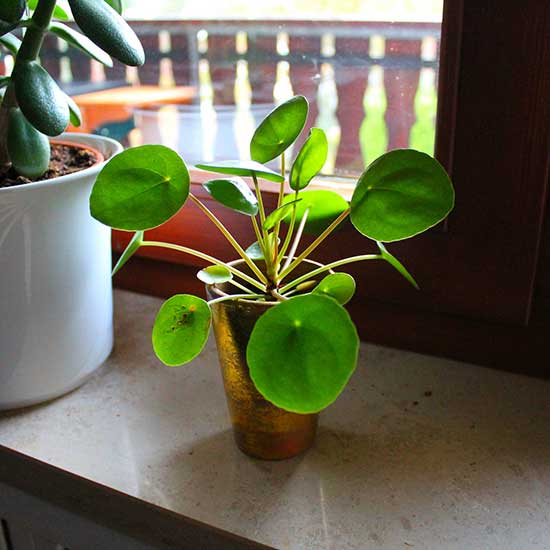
xmin=50 ymin=22 xmax=113 ymax=67
xmin=313 ymin=273 xmax=356 ymax=305
xmin=197 ymin=265 xmax=233 ymax=285
xmin=263 ymin=199 xmax=301 ymax=231
xmin=247 ymin=294 xmax=359 ymax=413
xmin=377 ymin=241 xmax=419 ymax=289
xmin=350 ymin=149 xmax=455 ymax=242
xmin=290 ymin=128 xmax=328 ymax=190
xmin=90 ymin=145 xmax=189 ymax=230
xmin=202 ymin=177 xmax=258 ymax=216
xmin=68 ymin=0 xmax=144 ymax=66
xmin=14 ymin=60 xmax=69 ymax=136
xmin=195 ymin=160 xmax=284 ymax=183
xmin=250 ymin=95 xmax=309 ymax=163
xmin=7 ymin=107 xmax=50 ymax=179
xmin=282 ymin=190 xmax=349 ymax=235
xmin=112 ymin=230 xmax=143 ymax=276
xmin=152 ymin=295 xmax=211 ymax=367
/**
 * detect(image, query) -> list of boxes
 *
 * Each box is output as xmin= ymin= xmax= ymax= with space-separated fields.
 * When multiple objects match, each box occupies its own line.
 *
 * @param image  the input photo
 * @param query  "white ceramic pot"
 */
xmin=0 ymin=134 xmax=122 ymax=410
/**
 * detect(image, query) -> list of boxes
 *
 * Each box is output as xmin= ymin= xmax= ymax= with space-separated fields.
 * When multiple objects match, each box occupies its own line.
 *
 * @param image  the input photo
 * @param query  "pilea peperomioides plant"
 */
xmin=0 ymin=0 xmax=144 ymax=178
xmin=90 ymin=95 xmax=455 ymax=415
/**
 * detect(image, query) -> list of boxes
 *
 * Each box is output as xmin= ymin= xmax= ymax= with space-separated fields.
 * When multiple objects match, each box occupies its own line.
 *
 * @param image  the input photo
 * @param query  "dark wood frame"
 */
xmin=114 ymin=0 xmax=550 ymax=375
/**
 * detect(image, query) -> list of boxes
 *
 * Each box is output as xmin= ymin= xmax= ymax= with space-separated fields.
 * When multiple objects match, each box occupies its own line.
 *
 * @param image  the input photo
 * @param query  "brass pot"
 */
xmin=206 ymin=259 xmax=323 ymax=460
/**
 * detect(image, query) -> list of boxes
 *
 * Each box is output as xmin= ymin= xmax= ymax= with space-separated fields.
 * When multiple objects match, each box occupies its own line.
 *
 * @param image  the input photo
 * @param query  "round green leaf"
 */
xmin=0 ymin=32 xmax=20 ymax=54
xmin=197 ymin=265 xmax=233 ymax=285
xmin=50 ymin=22 xmax=113 ymax=67
xmin=282 ymin=190 xmax=349 ymax=235
xmin=152 ymin=295 xmax=211 ymax=367
xmin=247 ymin=294 xmax=359 ymax=413
xmin=350 ymin=149 xmax=455 ymax=242
xmin=290 ymin=128 xmax=328 ymax=190
xmin=245 ymin=240 xmax=265 ymax=260
xmin=7 ymin=107 xmax=50 ymax=179
xmin=0 ymin=0 xmax=25 ymax=23
xmin=250 ymin=95 xmax=309 ymax=163
xmin=202 ymin=177 xmax=258 ymax=216
xmin=68 ymin=0 xmax=145 ymax=66
xmin=14 ymin=61 xmax=70 ymax=136
xmin=195 ymin=160 xmax=284 ymax=183
xmin=313 ymin=273 xmax=356 ymax=305
xmin=263 ymin=199 xmax=301 ymax=232
xmin=112 ymin=230 xmax=143 ymax=276
xmin=90 ymin=145 xmax=189 ymax=231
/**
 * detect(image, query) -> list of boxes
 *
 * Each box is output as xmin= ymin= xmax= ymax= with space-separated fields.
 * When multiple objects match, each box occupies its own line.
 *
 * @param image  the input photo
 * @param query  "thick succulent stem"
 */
xmin=0 ymin=87 xmax=17 ymax=169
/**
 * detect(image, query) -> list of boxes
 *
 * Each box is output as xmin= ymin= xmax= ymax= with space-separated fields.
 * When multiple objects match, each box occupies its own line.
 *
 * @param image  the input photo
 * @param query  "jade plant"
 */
xmin=90 ymin=95 xmax=454 ymax=414
xmin=0 ymin=0 xmax=144 ymax=178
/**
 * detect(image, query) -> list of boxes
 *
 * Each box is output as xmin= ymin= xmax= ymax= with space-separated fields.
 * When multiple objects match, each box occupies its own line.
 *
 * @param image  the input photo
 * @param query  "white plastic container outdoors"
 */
xmin=0 ymin=134 xmax=122 ymax=410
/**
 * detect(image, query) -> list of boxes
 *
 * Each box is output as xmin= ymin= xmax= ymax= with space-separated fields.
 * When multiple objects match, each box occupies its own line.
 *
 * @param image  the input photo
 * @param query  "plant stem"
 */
xmin=279 ymin=254 xmax=384 ymax=294
xmin=273 ymin=151 xmax=286 ymax=261
xmin=208 ymin=293 xmax=265 ymax=306
xmin=227 ymin=279 xmax=258 ymax=295
xmin=252 ymin=173 xmax=266 ymax=227
xmin=189 ymin=193 xmax=268 ymax=285
xmin=251 ymin=216 xmax=265 ymax=251
xmin=141 ymin=241 xmax=266 ymax=291
xmin=277 ymin=188 xmax=299 ymax=264
xmin=278 ymin=208 xmax=351 ymax=282
xmin=17 ymin=0 xmax=56 ymax=61
xmin=270 ymin=289 xmax=288 ymax=302
xmin=280 ymin=207 xmax=309 ymax=275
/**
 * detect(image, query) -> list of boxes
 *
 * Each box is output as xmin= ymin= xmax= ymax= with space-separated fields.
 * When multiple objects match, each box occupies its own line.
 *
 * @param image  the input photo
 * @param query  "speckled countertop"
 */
xmin=1 ymin=290 xmax=550 ymax=549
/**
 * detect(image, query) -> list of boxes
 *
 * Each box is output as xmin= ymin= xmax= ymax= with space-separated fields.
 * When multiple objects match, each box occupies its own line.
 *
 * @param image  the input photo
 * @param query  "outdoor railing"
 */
xmin=0 ymin=19 xmax=441 ymax=176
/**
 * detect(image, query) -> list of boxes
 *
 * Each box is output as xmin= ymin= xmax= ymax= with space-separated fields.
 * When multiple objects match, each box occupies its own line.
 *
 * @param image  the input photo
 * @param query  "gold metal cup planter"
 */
xmin=206 ymin=259 xmax=325 ymax=460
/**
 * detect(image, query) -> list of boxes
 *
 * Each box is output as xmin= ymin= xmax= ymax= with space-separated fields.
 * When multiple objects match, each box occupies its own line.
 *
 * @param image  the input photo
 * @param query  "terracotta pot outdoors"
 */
xmin=206 ymin=259 xmax=326 ymax=460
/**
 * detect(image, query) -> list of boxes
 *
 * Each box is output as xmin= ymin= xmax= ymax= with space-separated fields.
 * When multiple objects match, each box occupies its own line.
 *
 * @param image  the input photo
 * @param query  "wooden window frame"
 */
xmin=114 ymin=0 xmax=550 ymax=376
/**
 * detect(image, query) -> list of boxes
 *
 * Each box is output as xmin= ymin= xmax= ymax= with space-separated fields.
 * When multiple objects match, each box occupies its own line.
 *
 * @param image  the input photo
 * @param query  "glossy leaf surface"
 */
xmin=68 ymin=0 xmax=144 ymax=66
xmin=290 ymin=128 xmax=328 ymax=190
xmin=7 ymin=107 xmax=50 ymax=179
xmin=282 ymin=190 xmax=349 ymax=235
xmin=247 ymin=294 xmax=359 ymax=413
xmin=0 ymin=0 xmax=25 ymax=23
xmin=245 ymin=238 xmax=278 ymax=260
xmin=90 ymin=145 xmax=189 ymax=230
xmin=197 ymin=265 xmax=233 ymax=285
xmin=202 ymin=177 xmax=258 ymax=216
xmin=14 ymin=61 xmax=69 ymax=136
xmin=50 ymin=22 xmax=113 ymax=67
xmin=195 ymin=160 xmax=284 ymax=183
xmin=0 ymin=32 xmax=20 ymax=54
xmin=263 ymin=199 xmax=301 ymax=231
xmin=250 ymin=95 xmax=308 ymax=163
xmin=377 ymin=241 xmax=419 ymax=289
xmin=313 ymin=273 xmax=356 ymax=305
xmin=64 ymin=93 xmax=82 ymax=127
xmin=350 ymin=149 xmax=454 ymax=242
xmin=152 ymin=295 xmax=211 ymax=367
xmin=112 ymin=230 xmax=143 ymax=276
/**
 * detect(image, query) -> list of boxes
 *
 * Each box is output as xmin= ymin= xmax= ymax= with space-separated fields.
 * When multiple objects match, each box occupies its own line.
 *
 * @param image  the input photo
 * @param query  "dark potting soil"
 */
xmin=0 ymin=143 xmax=99 ymax=189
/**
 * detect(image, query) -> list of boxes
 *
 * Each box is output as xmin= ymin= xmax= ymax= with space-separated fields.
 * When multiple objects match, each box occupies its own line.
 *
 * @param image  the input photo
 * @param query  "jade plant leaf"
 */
xmin=247 ymin=294 xmax=359 ymax=413
xmin=197 ymin=265 xmax=233 ymax=285
xmin=14 ymin=61 xmax=70 ymax=136
xmin=7 ymin=107 xmax=50 ymax=179
xmin=90 ymin=145 xmax=190 ymax=231
xmin=64 ymin=93 xmax=82 ymax=127
xmin=202 ymin=178 xmax=258 ymax=216
xmin=103 ymin=0 xmax=123 ymax=14
xmin=250 ymin=95 xmax=309 ymax=163
xmin=263 ymin=199 xmax=301 ymax=232
xmin=112 ymin=230 xmax=143 ymax=276
xmin=152 ymin=295 xmax=212 ymax=366
xmin=350 ymin=149 xmax=455 ymax=242
xmin=0 ymin=21 xmax=17 ymax=39
xmin=0 ymin=0 xmax=25 ymax=23
xmin=68 ymin=0 xmax=145 ymax=66
xmin=27 ymin=0 xmax=70 ymax=20
xmin=50 ymin=22 xmax=113 ymax=67
xmin=195 ymin=160 xmax=284 ymax=183
xmin=377 ymin=241 xmax=419 ymax=289
xmin=282 ymin=190 xmax=349 ymax=235
xmin=0 ymin=32 xmax=21 ymax=54
xmin=290 ymin=128 xmax=328 ymax=190
xmin=313 ymin=273 xmax=356 ymax=305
